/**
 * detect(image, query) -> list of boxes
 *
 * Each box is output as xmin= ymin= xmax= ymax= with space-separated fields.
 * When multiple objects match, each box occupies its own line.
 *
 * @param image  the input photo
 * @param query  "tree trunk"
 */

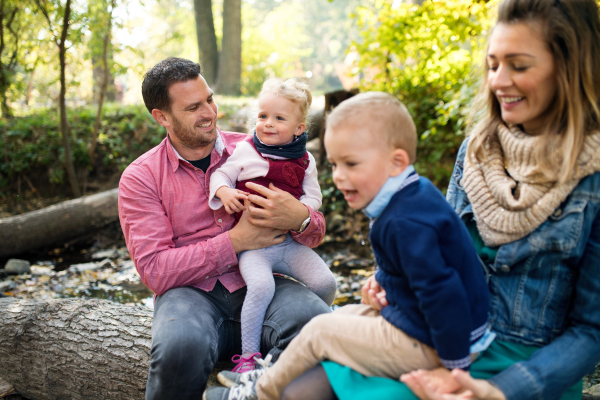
xmin=193 ymin=0 xmax=218 ymax=86
xmin=217 ymin=0 xmax=241 ymax=95
xmin=0 ymin=297 xmax=152 ymax=400
xmin=58 ymin=0 xmax=80 ymax=198
xmin=0 ymin=188 xmax=119 ymax=258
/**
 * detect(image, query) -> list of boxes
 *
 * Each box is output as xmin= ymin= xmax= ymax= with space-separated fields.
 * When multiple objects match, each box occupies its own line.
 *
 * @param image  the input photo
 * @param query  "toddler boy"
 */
xmin=203 ymin=92 xmax=492 ymax=400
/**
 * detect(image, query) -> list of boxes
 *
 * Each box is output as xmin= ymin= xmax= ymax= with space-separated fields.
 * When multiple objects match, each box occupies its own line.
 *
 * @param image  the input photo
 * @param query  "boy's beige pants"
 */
xmin=256 ymin=304 xmax=441 ymax=400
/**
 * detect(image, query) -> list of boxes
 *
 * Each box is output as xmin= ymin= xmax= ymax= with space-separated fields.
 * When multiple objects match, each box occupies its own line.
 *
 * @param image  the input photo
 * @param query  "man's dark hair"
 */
xmin=142 ymin=57 xmax=202 ymax=114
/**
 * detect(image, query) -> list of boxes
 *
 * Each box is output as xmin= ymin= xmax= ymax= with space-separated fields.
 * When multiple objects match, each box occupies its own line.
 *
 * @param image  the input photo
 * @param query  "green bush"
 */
xmin=351 ymin=0 xmax=496 ymax=190
xmin=0 ymin=104 xmax=165 ymax=193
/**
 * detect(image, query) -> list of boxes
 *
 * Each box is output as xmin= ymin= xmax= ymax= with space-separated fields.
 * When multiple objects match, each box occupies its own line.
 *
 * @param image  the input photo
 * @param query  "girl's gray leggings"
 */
xmin=238 ymin=233 xmax=337 ymax=355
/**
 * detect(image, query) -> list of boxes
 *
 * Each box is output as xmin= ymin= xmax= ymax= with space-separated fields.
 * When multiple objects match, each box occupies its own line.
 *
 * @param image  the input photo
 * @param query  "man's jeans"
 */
xmin=145 ymin=277 xmax=332 ymax=400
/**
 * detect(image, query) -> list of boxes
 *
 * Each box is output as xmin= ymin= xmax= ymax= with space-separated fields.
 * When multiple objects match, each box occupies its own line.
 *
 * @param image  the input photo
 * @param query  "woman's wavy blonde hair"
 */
xmin=468 ymin=0 xmax=600 ymax=182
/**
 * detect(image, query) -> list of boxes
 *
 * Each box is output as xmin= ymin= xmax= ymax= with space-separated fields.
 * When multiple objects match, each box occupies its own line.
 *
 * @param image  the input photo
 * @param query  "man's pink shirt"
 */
xmin=118 ymin=129 xmax=326 ymax=296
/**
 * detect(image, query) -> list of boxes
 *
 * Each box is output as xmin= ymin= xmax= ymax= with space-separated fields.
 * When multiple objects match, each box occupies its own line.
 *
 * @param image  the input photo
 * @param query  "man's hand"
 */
xmin=401 ymin=368 xmax=507 ymax=400
xmin=361 ymin=275 xmax=389 ymax=311
xmin=216 ymin=186 xmax=248 ymax=214
xmin=229 ymin=210 xmax=287 ymax=253
xmin=243 ymin=182 xmax=309 ymax=231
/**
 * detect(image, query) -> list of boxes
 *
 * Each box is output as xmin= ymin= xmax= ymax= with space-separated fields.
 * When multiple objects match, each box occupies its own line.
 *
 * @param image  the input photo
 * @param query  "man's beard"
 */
xmin=171 ymin=114 xmax=216 ymax=150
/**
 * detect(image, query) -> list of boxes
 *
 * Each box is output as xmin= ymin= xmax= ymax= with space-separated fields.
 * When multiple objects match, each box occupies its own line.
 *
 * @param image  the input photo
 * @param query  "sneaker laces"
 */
xmin=238 ymin=353 xmax=272 ymax=384
xmin=227 ymin=380 xmax=257 ymax=400
xmin=232 ymin=352 xmax=261 ymax=373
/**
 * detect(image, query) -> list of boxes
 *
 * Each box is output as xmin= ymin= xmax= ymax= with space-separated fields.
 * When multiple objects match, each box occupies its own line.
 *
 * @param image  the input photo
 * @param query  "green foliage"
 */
xmin=0 ymin=104 xmax=165 ymax=191
xmin=352 ymin=0 xmax=496 ymax=190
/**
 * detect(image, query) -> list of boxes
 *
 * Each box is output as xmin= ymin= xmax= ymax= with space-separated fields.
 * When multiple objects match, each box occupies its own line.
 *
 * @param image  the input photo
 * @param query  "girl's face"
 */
xmin=487 ymin=22 xmax=557 ymax=134
xmin=256 ymin=93 xmax=305 ymax=146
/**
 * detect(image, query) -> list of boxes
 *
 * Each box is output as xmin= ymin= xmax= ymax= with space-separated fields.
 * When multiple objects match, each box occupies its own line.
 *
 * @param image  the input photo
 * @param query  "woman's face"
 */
xmin=487 ymin=22 xmax=557 ymax=134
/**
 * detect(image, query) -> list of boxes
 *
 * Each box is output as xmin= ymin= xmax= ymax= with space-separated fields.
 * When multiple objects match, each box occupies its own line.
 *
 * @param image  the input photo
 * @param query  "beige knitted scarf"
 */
xmin=463 ymin=124 xmax=600 ymax=247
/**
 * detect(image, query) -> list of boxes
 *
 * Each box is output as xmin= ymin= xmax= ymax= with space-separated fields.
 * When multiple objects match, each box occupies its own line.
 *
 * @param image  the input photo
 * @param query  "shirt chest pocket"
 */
xmin=528 ymin=198 xmax=588 ymax=252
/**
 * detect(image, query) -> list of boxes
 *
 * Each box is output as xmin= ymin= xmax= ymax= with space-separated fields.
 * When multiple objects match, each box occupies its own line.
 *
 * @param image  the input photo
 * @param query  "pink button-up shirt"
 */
xmin=118 ymin=129 xmax=326 ymax=296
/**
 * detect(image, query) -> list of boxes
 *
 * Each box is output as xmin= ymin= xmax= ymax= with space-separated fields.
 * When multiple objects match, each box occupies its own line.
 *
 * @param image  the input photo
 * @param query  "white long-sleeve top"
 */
xmin=209 ymin=139 xmax=322 ymax=212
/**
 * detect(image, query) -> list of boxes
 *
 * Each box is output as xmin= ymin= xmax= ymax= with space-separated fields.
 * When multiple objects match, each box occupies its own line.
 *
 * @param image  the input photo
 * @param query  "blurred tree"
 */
xmin=193 ymin=0 xmax=218 ymax=85
xmin=89 ymin=0 xmax=116 ymax=104
xmin=193 ymin=0 xmax=240 ymax=94
xmin=89 ymin=0 xmax=117 ymax=161
xmin=0 ymin=0 xmax=41 ymax=117
xmin=351 ymin=0 xmax=496 ymax=189
xmin=218 ymin=0 xmax=240 ymax=95
xmin=34 ymin=0 xmax=84 ymax=197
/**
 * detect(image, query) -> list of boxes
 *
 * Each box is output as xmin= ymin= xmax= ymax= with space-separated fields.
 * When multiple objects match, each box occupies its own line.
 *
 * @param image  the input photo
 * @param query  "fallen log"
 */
xmin=0 ymin=297 xmax=151 ymax=400
xmin=0 ymin=297 xmax=224 ymax=400
xmin=0 ymin=188 xmax=119 ymax=258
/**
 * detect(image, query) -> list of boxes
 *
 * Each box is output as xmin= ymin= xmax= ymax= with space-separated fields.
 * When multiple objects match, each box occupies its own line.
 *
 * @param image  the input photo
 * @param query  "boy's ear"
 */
xmin=152 ymin=109 xmax=171 ymax=129
xmin=389 ymin=148 xmax=410 ymax=177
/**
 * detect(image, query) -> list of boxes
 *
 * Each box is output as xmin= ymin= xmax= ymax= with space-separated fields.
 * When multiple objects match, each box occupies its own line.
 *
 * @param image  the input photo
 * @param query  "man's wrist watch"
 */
xmin=293 ymin=216 xmax=311 ymax=233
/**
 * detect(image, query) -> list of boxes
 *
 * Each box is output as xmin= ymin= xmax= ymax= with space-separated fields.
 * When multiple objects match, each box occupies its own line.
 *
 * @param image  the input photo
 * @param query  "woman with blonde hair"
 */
xmin=278 ymin=0 xmax=600 ymax=399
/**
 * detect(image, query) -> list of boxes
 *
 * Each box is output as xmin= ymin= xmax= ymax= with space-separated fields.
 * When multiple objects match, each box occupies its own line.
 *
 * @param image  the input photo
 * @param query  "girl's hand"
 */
xmin=401 ymin=368 xmax=506 ymax=400
xmin=216 ymin=187 xmax=248 ymax=214
xmin=361 ymin=275 xmax=389 ymax=311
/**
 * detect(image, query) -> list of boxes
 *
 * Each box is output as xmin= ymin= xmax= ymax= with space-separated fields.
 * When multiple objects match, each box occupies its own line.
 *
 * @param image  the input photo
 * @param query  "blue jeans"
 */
xmin=145 ymin=277 xmax=332 ymax=400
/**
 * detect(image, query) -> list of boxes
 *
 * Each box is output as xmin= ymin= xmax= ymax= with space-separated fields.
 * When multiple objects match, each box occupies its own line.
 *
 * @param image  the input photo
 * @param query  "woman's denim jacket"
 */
xmin=446 ymin=139 xmax=600 ymax=400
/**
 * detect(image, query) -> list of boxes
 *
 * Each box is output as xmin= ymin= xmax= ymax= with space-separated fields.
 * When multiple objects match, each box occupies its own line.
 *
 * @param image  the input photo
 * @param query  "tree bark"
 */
xmin=58 ymin=0 xmax=80 ymax=198
xmin=0 ymin=298 xmax=227 ymax=400
xmin=0 ymin=297 xmax=152 ymax=400
xmin=218 ymin=0 xmax=241 ymax=95
xmin=193 ymin=0 xmax=218 ymax=86
xmin=0 ymin=188 xmax=119 ymax=258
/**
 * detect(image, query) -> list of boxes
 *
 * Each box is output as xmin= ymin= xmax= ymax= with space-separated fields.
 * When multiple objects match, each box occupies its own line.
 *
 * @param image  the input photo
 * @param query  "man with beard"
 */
xmin=118 ymin=57 xmax=331 ymax=400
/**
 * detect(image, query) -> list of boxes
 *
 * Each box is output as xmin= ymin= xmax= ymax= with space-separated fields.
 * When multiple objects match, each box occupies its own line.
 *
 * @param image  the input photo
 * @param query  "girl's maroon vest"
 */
xmin=236 ymin=136 xmax=309 ymax=200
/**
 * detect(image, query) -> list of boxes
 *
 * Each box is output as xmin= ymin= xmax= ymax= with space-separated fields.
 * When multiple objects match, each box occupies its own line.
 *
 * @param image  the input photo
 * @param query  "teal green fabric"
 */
xmin=465 ymin=219 xmax=499 ymax=263
xmin=322 ymin=340 xmax=583 ymax=400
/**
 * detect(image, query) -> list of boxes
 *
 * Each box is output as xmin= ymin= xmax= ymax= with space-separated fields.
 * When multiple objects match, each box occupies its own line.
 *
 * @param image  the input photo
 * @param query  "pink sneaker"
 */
xmin=231 ymin=352 xmax=261 ymax=373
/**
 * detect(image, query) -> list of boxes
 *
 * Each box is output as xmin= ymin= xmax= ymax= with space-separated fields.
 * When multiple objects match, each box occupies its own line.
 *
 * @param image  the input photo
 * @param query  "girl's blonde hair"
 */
xmin=259 ymin=78 xmax=313 ymax=128
xmin=468 ymin=0 xmax=600 ymax=182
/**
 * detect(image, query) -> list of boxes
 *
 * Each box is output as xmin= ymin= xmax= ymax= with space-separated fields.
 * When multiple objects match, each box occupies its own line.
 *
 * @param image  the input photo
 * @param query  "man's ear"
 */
xmin=389 ymin=148 xmax=410 ymax=177
xmin=151 ymin=109 xmax=171 ymax=129
xmin=295 ymin=122 xmax=306 ymax=136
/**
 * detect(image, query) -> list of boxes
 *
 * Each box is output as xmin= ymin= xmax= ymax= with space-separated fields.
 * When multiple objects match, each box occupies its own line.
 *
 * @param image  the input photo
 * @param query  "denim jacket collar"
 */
xmin=363 ymin=165 xmax=417 ymax=219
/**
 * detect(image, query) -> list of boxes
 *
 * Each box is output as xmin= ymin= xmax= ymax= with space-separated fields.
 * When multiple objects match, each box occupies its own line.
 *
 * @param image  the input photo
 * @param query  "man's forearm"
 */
xmin=131 ymin=231 xmax=238 ymax=295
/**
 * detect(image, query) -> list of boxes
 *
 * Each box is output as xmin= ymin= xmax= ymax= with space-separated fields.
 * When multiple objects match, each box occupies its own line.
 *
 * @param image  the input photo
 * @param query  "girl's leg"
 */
xmin=238 ymin=249 xmax=276 ymax=356
xmin=280 ymin=366 xmax=338 ymax=400
xmin=273 ymin=236 xmax=337 ymax=306
xmin=255 ymin=311 xmax=439 ymax=400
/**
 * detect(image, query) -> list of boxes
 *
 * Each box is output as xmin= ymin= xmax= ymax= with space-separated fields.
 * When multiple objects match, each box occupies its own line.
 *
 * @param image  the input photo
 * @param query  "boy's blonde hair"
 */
xmin=260 ymin=78 xmax=313 ymax=127
xmin=326 ymin=92 xmax=417 ymax=163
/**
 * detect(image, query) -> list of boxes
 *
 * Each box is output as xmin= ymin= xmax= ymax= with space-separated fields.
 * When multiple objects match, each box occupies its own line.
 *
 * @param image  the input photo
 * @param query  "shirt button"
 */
xmin=553 ymin=209 xmax=562 ymax=217
xmin=501 ymin=264 xmax=510 ymax=272
xmin=227 ymin=265 xmax=231 ymax=269
xmin=218 ymin=218 xmax=223 ymax=223
xmin=205 ymin=276 xmax=210 ymax=280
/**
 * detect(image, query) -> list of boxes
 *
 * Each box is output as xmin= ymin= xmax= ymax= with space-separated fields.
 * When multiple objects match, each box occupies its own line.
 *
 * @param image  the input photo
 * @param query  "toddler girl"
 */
xmin=208 ymin=78 xmax=337 ymax=373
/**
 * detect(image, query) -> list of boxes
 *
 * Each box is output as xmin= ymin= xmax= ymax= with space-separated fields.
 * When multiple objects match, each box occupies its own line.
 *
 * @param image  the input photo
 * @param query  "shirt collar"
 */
xmin=363 ymin=165 xmax=417 ymax=220
xmin=166 ymin=128 xmax=226 ymax=172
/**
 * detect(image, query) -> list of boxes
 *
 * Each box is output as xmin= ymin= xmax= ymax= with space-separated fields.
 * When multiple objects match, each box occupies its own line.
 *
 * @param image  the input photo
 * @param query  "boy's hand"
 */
xmin=361 ymin=275 xmax=389 ymax=311
xmin=216 ymin=187 xmax=248 ymax=214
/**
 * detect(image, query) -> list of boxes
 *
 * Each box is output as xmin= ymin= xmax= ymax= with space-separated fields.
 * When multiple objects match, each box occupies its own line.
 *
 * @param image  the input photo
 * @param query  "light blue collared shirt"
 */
xmin=363 ymin=165 xmax=418 ymax=220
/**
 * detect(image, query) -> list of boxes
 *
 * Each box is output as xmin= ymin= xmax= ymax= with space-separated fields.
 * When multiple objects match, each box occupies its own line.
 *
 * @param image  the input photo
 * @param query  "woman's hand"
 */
xmin=361 ymin=275 xmax=389 ymax=311
xmin=243 ymin=182 xmax=309 ymax=231
xmin=401 ymin=368 xmax=506 ymax=400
